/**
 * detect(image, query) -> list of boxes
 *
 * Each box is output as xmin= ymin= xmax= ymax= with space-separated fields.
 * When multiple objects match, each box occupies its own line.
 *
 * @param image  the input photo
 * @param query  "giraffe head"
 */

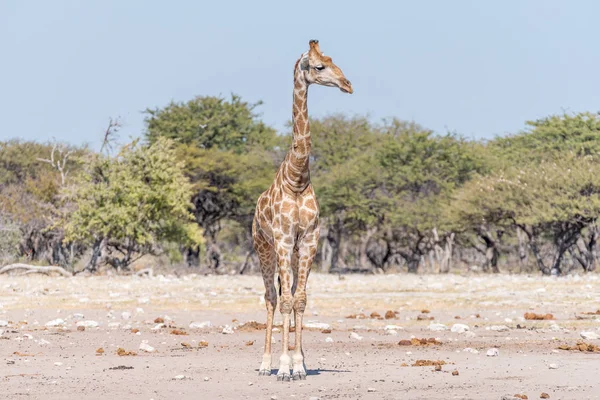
xmin=300 ymin=40 xmax=353 ymax=94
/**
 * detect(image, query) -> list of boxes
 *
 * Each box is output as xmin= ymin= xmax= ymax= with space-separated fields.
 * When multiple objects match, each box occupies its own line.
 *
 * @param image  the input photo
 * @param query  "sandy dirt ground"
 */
xmin=1 ymin=273 xmax=600 ymax=400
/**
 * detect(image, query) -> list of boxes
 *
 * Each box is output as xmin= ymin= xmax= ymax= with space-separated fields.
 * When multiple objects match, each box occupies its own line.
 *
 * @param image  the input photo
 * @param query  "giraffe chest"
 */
xmin=260 ymin=187 xmax=319 ymax=242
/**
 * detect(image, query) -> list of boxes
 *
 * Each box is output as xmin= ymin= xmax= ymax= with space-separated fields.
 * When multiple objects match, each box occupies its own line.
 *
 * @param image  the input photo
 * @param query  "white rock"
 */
xmin=581 ymin=331 xmax=600 ymax=340
xmin=204 ymin=377 xmax=210 ymax=382
xmin=486 ymin=348 xmax=499 ymax=357
xmin=465 ymin=331 xmax=477 ymax=338
xmin=136 ymin=307 xmax=144 ymax=314
xmin=548 ymin=363 xmax=559 ymax=369
xmin=108 ymin=322 xmax=121 ymax=329
xmin=54 ymin=362 xmax=63 ymax=366
xmin=463 ymin=347 xmax=479 ymax=354
xmin=349 ymin=332 xmax=363 ymax=341
xmin=0 ymin=329 xmax=4 ymax=336
xmin=490 ymin=325 xmax=510 ymax=332
xmin=451 ymin=324 xmax=470 ymax=333
xmin=304 ymin=322 xmax=330 ymax=330
xmin=504 ymin=318 xmax=513 ymax=323
xmin=45 ymin=319 xmax=65 ymax=327
xmin=76 ymin=320 xmax=99 ymax=328
xmin=385 ymin=329 xmax=398 ymax=336
xmin=138 ymin=297 xmax=150 ymax=304
xmin=139 ymin=342 xmax=156 ymax=352
xmin=151 ymin=323 xmax=164 ymax=331
xmin=173 ymin=375 xmax=186 ymax=380
xmin=428 ymin=323 xmax=448 ymax=331
xmin=189 ymin=321 xmax=211 ymax=329
xmin=121 ymin=312 xmax=132 ymax=320
xmin=384 ymin=325 xmax=403 ymax=331
xmin=222 ymin=325 xmax=234 ymax=334
xmin=38 ymin=339 xmax=50 ymax=346
xmin=550 ymin=324 xmax=562 ymax=332
xmin=72 ymin=313 xmax=85 ymax=319
xmin=325 ymin=337 xmax=334 ymax=343
xmin=0 ymin=320 xmax=8 ymax=327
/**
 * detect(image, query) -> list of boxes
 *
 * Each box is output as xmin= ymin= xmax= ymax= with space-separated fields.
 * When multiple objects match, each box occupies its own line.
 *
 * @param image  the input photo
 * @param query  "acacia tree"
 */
xmin=310 ymin=115 xmax=379 ymax=271
xmin=0 ymin=140 xmax=84 ymax=266
xmin=144 ymin=94 xmax=280 ymax=269
xmin=63 ymin=138 xmax=202 ymax=272
xmin=452 ymin=154 xmax=600 ymax=275
xmin=368 ymin=120 xmax=485 ymax=273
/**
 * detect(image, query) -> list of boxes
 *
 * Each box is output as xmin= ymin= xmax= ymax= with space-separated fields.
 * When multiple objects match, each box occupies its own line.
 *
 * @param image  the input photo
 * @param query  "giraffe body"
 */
xmin=253 ymin=40 xmax=352 ymax=381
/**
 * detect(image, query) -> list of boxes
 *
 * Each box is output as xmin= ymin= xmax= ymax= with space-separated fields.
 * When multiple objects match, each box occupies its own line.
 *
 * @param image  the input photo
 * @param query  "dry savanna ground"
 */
xmin=1 ymin=273 xmax=600 ymax=400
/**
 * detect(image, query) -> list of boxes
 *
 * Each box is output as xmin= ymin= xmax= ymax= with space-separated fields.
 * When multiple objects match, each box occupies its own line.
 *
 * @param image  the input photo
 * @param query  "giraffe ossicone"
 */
xmin=252 ymin=39 xmax=353 ymax=381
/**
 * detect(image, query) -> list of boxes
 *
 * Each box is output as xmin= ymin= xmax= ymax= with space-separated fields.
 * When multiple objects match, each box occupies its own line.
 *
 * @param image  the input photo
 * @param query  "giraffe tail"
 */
xmin=278 ymin=275 xmax=282 ymax=297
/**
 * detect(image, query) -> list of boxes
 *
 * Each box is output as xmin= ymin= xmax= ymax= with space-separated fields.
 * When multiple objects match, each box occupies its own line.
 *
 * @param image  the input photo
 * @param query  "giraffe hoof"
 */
xmin=292 ymin=371 xmax=307 ymax=380
xmin=276 ymin=373 xmax=291 ymax=382
xmin=258 ymin=369 xmax=271 ymax=376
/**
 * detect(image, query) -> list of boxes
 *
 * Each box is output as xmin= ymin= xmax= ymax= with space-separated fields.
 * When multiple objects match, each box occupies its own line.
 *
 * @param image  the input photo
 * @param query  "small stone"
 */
xmin=490 ymin=325 xmax=510 ymax=332
xmin=349 ymin=332 xmax=363 ymax=341
xmin=54 ymin=362 xmax=63 ymax=366
xmin=463 ymin=347 xmax=479 ymax=354
xmin=204 ymin=377 xmax=210 ymax=382
xmin=121 ymin=312 xmax=132 ymax=320
xmin=540 ymin=393 xmax=550 ymax=399
xmin=76 ymin=320 xmax=99 ymax=328
xmin=325 ymin=337 xmax=334 ymax=343
xmin=452 ymin=370 xmax=459 ymax=376
xmin=385 ymin=329 xmax=398 ymax=336
xmin=367 ymin=388 xmax=377 ymax=392
xmin=139 ymin=342 xmax=156 ymax=353
xmin=486 ymin=348 xmax=499 ymax=357
xmin=72 ymin=313 xmax=85 ymax=319
xmin=151 ymin=324 xmax=164 ymax=331
xmin=548 ymin=363 xmax=559 ymax=369
xmin=428 ymin=323 xmax=448 ymax=331
xmin=222 ymin=325 xmax=234 ymax=334
xmin=304 ymin=322 xmax=330 ymax=330
xmin=384 ymin=324 xmax=403 ymax=331
xmin=270 ymin=396 xmax=277 ymax=400
xmin=465 ymin=331 xmax=477 ymax=338
xmin=173 ymin=375 xmax=186 ymax=380
xmin=451 ymin=324 xmax=470 ymax=333
xmin=580 ymin=331 xmax=600 ymax=340
xmin=308 ymin=397 xmax=320 ymax=400
xmin=77 ymin=326 xmax=85 ymax=332
xmin=45 ymin=318 xmax=65 ymax=327
xmin=0 ymin=320 xmax=8 ymax=327
xmin=189 ymin=321 xmax=211 ymax=329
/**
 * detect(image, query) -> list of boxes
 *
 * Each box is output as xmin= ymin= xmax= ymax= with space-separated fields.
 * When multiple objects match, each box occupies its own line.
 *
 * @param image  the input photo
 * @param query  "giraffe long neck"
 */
xmin=281 ymin=59 xmax=311 ymax=192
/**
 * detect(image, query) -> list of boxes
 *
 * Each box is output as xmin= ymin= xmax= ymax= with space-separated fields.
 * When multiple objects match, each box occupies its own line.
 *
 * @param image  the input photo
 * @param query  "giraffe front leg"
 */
xmin=275 ymin=242 xmax=294 ymax=382
xmin=292 ymin=233 xmax=318 ymax=380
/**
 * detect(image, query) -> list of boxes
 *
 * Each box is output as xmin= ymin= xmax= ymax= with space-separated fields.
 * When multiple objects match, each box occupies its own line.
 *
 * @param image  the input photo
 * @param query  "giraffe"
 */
xmin=252 ymin=39 xmax=353 ymax=381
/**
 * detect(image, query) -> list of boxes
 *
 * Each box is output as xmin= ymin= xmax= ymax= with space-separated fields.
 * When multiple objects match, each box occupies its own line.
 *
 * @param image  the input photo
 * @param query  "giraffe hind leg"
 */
xmin=254 ymin=229 xmax=277 ymax=377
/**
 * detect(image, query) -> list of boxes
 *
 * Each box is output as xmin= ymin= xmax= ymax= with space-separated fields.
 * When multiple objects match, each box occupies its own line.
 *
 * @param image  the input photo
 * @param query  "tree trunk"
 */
xmin=328 ymin=216 xmax=344 ymax=272
xmin=519 ymin=225 xmax=551 ymax=275
xmin=359 ymin=227 xmax=376 ymax=269
xmin=185 ymin=245 xmax=201 ymax=267
xmin=85 ymin=237 xmax=104 ymax=273
xmin=406 ymin=255 xmax=421 ymax=273
xmin=516 ymin=226 xmax=528 ymax=271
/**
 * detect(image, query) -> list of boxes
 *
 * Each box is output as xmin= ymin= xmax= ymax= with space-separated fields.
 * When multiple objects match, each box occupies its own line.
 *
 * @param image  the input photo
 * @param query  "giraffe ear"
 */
xmin=300 ymin=55 xmax=310 ymax=71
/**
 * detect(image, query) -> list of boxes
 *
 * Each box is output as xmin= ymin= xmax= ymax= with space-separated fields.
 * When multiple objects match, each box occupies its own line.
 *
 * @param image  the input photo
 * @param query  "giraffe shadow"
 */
xmin=257 ymin=368 xmax=351 ymax=376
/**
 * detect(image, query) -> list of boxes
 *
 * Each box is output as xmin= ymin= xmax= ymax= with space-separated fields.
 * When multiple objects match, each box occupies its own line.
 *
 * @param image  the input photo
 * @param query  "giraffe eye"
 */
xmin=314 ymin=65 xmax=325 ymax=71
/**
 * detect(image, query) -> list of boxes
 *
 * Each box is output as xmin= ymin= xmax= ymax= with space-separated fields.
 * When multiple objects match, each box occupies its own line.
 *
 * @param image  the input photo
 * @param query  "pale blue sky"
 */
xmin=2 ymin=0 xmax=599 ymax=150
